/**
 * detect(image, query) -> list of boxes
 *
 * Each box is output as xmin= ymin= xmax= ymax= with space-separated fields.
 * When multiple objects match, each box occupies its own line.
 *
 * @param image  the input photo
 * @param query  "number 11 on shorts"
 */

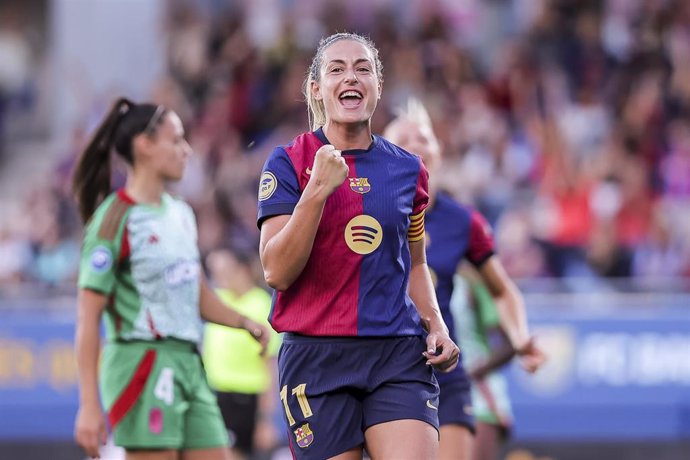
xmin=280 ymin=383 xmax=313 ymax=426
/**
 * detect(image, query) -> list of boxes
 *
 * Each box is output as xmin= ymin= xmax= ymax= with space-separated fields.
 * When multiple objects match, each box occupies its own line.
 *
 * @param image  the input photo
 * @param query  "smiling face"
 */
xmin=311 ymin=39 xmax=381 ymax=127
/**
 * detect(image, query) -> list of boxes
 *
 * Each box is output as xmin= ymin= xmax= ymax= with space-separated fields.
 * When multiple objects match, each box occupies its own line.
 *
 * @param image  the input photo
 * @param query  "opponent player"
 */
xmin=451 ymin=272 xmax=519 ymax=460
xmin=72 ymin=98 xmax=269 ymax=460
xmin=384 ymin=99 xmax=545 ymax=460
xmin=257 ymin=33 xmax=460 ymax=460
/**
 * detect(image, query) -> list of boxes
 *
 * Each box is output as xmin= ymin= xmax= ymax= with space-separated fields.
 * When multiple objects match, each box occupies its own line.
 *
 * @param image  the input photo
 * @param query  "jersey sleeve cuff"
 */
xmin=77 ymin=283 xmax=114 ymax=296
xmin=470 ymin=251 xmax=495 ymax=268
xmin=257 ymin=202 xmax=297 ymax=228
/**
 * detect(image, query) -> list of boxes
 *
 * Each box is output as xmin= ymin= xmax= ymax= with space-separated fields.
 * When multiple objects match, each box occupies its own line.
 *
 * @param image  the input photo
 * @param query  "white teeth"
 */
xmin=339 ymin=91 xmax=362 ymax=99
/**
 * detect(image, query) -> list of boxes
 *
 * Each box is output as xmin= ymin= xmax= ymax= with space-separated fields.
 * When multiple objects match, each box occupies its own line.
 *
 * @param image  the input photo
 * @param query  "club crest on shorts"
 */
xmin=294 ymin=423 xmax=314 ymax=448
xmin=348 ymin=177 xmax=371 ymax=194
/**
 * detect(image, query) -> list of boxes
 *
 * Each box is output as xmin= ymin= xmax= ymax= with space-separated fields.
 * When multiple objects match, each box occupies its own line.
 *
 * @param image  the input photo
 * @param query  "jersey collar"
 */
xmin=314 ymin=127 xmax=377 ymax=155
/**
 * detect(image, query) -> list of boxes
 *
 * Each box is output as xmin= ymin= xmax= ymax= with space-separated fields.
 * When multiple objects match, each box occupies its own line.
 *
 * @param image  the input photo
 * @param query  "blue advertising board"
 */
xmin=1 ymin=301 xmax=690 ymax=441
xmin=505 ymin=304 xmax=690 ymax=440
xmin=0 ymin=310 xmax=78 ymax=439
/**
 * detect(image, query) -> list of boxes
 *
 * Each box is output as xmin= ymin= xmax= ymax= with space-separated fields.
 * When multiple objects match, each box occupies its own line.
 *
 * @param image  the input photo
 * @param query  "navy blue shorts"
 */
xmin=278 ymin=334 xmax=440 ymax=460
xmin=438 ymin=377 xmax=475 ymax=434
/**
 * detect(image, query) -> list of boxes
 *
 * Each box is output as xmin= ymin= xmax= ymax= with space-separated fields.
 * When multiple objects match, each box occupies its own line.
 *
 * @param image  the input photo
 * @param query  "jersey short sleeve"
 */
xmin=408 ymin=158 xmax=429 ymax=242
xmin=413 ymin=159 xmax=430 ymax=216
xmin=467 ymin=210 xmax=495 ymax=266
xmin=78 ymin=199 xmax=129 ymax=295
xmin=257 ymin=147 xmax=301 ymax=228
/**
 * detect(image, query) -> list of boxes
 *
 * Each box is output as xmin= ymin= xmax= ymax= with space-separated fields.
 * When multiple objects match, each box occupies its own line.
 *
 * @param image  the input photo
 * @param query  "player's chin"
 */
xmin=338 ymin=106 xmax=374 ymax=124
xmin=165 ymin=165 xmax=186 ymax=181
xmin=337 ymin=114 xmax=368 ymax=126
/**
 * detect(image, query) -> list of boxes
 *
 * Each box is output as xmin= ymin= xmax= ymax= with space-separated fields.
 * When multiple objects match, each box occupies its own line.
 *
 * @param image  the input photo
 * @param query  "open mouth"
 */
xmin=339 ymin=90 xmax=363 ymax=109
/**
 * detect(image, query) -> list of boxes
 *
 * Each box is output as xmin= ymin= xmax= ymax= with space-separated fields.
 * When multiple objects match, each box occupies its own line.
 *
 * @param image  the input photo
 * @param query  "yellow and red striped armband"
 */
xmin=408 ymin=210 xmax=425 ymax=242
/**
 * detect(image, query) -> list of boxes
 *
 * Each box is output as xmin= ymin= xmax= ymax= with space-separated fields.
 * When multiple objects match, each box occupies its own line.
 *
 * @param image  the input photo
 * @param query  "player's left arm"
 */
xmin=408 ymin=238 xmax=460 ymax=373
xmin=479 ymin=257 xmax=545 ymax=373
xmin=198 ymin=276 xmax=269 ymax=354
xmin=466 ymin=209 xmax=545 ymax=373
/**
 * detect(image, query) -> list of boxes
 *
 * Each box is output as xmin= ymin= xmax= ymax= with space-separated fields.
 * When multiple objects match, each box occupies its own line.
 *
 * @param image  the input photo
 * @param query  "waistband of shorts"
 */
xmin=282 ymin=332 xmax=422 ymax=345
xmin=108 ymin=337 xmax=198 ymax=352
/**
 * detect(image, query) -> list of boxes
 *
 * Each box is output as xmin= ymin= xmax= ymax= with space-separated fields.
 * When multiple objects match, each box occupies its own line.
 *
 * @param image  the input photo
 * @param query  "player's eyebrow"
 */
xmin=326 ymin=58 xmax=373 ymax=66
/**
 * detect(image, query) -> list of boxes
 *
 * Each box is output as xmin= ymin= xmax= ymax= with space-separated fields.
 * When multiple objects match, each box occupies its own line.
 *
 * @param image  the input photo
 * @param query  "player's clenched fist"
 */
xmin=309 ymin=144 xmax=349 ymax=197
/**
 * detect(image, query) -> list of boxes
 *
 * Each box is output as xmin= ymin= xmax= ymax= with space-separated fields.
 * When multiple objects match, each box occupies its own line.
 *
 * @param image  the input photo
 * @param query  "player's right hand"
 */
xmin=242 ymin=316 xmax=271 ymax=356
xmin=309 ymin=144 xmax=349 ymax=197
xmin=423 ymin=326 xmax=461 ymax=373
xmin=516 ymin=336 xmax=547 ymax=373
xmin=74 ymin=404 xmax=107 ymax=459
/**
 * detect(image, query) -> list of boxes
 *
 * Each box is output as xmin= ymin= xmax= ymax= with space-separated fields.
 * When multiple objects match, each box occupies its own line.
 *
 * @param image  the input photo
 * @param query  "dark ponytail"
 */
xmin=72 ymin=98 xmax=168 ymax=223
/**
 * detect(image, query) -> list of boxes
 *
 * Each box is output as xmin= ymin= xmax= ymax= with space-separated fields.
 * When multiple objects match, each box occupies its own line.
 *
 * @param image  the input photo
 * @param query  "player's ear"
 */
xmin=132 ymin=132 xmax=155 ymax=159
xmin=311 ymin=80 xmax=323 ymax=101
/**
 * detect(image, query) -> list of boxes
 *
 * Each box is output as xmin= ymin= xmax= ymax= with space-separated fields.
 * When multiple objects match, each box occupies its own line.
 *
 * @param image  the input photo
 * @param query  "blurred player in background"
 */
xmin=202 ymin=247 xmax=282 ymax=460
xmin=384 ymin=99 xmax=545 ymax=460
xmin=257 ymin=33 xmax=460 ymax=460
xmin=72 ymin=98 xmax=269 ymax=460
xmin=451 ymin=270 xmax=518 ymax=460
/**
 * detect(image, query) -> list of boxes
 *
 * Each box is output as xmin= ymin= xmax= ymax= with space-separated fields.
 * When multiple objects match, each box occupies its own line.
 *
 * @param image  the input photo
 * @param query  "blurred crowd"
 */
xmin=2 ymin=0 xmax=690 ymax=291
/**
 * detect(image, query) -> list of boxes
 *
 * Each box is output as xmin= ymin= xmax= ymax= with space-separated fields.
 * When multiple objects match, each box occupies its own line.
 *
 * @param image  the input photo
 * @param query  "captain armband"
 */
xmin=408 ymin=210 xmax=425 ymax=242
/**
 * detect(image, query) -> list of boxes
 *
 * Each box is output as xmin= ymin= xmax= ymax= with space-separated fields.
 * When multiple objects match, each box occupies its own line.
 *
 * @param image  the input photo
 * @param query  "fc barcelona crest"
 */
xmin=294 ymin=423 xmax=314 ymax=448
xmin=349 ymin=177 xmax=371 ymax=194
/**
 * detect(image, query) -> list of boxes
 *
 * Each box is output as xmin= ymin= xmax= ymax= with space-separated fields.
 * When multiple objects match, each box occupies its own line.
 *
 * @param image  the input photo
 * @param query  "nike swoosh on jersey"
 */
xmin=426 ymin=400 xmax=438 ymax=410
xmin=306 ymin=167 xmax=312 ymax=175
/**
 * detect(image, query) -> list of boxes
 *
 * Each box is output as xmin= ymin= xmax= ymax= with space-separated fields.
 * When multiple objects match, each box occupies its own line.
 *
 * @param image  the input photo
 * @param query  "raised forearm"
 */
xmin=260 ymin=185 xmax=329 ymax=291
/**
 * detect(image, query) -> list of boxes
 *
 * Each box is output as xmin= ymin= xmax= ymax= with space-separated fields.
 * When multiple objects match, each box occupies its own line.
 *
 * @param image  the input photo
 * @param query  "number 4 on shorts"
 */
xmin=154 ymin=367 xmax=175 ymax=405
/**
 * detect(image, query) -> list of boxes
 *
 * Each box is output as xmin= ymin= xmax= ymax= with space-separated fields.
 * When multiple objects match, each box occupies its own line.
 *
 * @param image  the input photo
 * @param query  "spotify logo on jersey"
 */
xmin=344 ymin=215 xmax=383 ymax=254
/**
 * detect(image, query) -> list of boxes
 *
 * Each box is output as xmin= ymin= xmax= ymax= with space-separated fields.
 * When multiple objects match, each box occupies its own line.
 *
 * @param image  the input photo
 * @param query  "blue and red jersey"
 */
xmin=425 ymin=191 xmax=495 ymax=382
xmin=257 ymin=128 xmax=429 ymax=337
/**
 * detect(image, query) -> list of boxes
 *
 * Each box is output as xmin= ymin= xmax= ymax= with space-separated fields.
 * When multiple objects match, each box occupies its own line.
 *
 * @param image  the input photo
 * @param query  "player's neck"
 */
xmin=323 ymin=121 xmax=372 ymax=150
xmin=125 ymin=172 xmax=165 ymax=206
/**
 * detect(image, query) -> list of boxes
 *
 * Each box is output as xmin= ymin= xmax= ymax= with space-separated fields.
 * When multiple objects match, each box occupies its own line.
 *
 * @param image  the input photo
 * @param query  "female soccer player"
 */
xmin=257 ymin=33 xmax=460 ymax=460
xmin=72 ymin=98 xmax=269 ymax=460
xmin=383 ymin=99 xmax=546 ymax=460
xmin=451 ymin=272 xmax=521 ymax=460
